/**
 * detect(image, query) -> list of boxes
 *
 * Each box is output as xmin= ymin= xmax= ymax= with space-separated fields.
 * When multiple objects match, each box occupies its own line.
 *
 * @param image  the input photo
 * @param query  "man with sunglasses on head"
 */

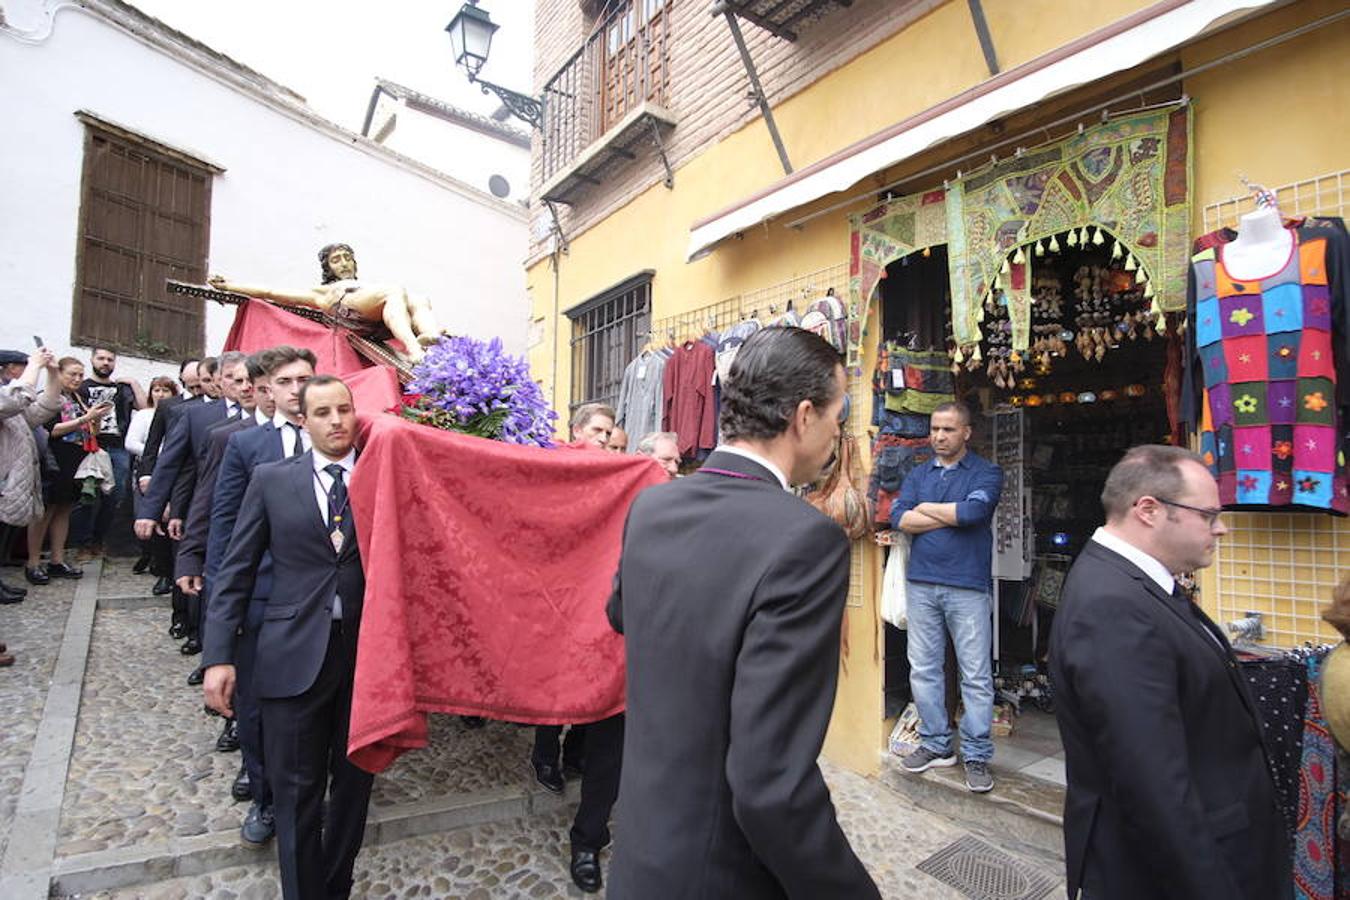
xmin=1049 ymin=445 xmax=1290 ymax=900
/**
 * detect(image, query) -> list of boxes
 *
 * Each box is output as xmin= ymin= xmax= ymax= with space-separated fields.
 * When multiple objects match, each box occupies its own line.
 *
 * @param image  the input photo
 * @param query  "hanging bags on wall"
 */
xmin=806 ymin=431 xmax=871 ymax=541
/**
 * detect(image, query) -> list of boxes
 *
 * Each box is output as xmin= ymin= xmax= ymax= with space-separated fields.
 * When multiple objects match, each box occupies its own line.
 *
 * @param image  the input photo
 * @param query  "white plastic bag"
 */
xmin=881 ymin=533 xmax=910 ymax=629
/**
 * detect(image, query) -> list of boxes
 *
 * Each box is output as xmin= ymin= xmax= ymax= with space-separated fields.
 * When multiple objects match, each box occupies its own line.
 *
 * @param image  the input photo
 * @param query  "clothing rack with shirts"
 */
xmin=642 ymin=263 xmax=851 ymax=346
xmin=619 ymin=264 xmax=852 ymax=460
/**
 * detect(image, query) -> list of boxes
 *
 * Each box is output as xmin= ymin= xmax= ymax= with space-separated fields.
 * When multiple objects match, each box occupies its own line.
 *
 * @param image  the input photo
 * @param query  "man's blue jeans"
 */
xmin=72 ymin=445 xmax=130 ymax=547
xmin=905 ymin=580 xmax=994 ymax=762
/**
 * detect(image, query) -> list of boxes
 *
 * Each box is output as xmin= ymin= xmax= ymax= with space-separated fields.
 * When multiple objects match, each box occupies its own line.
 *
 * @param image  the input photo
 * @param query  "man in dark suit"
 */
xmin=174 ymin=351 xmax=271 ymax=812
xmin=204 ymin=346 xmax=316 ymax=851
xmin=137 ymin=354 xmax=239 ymax=654
xmin=1049 ymin=445 xmax=1291 ymax=900
xmin=204 ymin=374 xmax=371 ymax=900
xmin=136 ymin=358 xmax=204 ymax=612
xmin=606 ymin=326 xmax=879 ymax=899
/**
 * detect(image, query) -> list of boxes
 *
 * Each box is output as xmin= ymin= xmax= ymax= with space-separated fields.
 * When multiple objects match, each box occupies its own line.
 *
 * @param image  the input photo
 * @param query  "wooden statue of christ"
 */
xmin=209 ymin=243 xmax=444 ymax=362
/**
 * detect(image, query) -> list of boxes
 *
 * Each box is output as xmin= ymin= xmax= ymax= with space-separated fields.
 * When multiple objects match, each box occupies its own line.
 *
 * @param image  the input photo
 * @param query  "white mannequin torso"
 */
xmin=1222 ymin=206 xmax=1294 ymax=281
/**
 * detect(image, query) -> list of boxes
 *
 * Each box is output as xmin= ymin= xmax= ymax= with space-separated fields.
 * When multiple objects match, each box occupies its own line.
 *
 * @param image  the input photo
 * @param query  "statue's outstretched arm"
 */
xmin=208 ymin=275 xmax=328 ymax=310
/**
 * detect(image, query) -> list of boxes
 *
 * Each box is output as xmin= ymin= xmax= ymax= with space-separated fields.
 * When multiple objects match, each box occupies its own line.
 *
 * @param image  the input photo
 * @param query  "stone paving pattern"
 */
xmin=57 ymin=607 xmax=541 ymax=858
xmin=15 ymin=561 xmax=1063 ymax=898
xmin=95 ymin=558 xmax=156 ymax=600
xmin=0 ymin=572 xmax=78 ymax=863
xmin=59 ymin=761 xmax=1052 ymax=899
xmin=58 ymin=606 xmax=242 ymax=856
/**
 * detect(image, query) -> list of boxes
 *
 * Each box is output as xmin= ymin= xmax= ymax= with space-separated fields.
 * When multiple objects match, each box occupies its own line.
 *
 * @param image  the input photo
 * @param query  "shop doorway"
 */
xmin=875 ymin=238 xmax=1174 ymax=778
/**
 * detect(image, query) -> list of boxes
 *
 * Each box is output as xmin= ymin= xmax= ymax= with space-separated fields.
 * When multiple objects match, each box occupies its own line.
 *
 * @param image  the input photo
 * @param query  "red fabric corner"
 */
xmin=346 ymin=415 xmax=668 ymax=773
xmin=222 ymin=298 xmax=370 ymax=375
xmin=220 ymin=300 xmax=401 ymax=414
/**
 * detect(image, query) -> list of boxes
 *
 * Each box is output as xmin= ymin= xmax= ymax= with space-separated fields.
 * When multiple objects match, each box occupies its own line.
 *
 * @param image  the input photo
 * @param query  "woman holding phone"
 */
xmin=26 ymin=357 xmax=111 ymax=585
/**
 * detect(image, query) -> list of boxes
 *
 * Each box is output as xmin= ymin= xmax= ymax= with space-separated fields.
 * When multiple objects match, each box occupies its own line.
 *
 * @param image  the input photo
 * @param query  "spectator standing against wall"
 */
xmin=891 ymin=401 xmax=1003 ymax=793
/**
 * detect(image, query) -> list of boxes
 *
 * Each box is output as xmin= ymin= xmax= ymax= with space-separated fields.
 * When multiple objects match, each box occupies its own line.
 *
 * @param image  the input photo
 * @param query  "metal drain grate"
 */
xmin=916 ymin=835 xmax=1058 ymax=900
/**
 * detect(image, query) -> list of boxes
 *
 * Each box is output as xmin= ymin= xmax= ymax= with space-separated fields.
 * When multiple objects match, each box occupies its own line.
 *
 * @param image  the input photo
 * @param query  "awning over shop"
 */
xmin=685 ymin=0 xmax=1279 ymax=262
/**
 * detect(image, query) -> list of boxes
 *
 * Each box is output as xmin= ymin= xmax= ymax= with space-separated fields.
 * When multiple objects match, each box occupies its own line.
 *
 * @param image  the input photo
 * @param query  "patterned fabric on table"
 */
xmin=1188 ymin=222 xmax=1350 ymax=512
xmin=1295 ymin=653 xmax=1344 ymax=900
xmin=1241 ymin=655 xmax=1309 ymax=838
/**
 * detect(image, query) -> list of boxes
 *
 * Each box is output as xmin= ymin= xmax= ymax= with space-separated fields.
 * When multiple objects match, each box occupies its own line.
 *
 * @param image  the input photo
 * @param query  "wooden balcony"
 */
xmin=538 ymin=0 xmax=676 ymax=204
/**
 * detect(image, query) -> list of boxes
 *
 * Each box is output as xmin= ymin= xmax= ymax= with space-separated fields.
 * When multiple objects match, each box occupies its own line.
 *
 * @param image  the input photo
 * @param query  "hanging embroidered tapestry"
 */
xmin=847 ymin=189 xmax=949 ymax=365
xmin=946 ymin=105 xmax=1192 ymax=348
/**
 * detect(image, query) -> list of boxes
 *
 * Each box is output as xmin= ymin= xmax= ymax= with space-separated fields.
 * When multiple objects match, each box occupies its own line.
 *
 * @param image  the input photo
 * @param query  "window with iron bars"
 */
xmin=567 ymin=272 xmax=652 ymax=414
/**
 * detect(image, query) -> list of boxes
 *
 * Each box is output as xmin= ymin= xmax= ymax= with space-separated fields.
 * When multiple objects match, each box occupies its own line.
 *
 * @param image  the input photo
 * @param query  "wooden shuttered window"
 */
xmin=72 ymin=115 xmax=216 ymax=360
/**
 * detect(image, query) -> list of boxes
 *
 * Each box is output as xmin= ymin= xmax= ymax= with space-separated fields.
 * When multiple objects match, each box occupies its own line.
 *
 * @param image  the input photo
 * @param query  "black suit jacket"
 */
xmin=136 ymin=398 xmax=227 ymax=519
xmin=1049 ymin=540 xmax=1291 ymax=900
xmin=175 ymin=415 xmax=254 ymax=579
xmin=205 ymin=452 xmax=363 ymax=699
xmin=605 ymin=450 xmax=878 ymax=900
xmin=136 ymin=393 xmax=198 ymax=478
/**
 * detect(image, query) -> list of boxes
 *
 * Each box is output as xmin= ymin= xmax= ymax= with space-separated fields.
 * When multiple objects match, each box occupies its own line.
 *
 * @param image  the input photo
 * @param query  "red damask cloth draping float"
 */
xmin=345 ymin=415 xmax=667 ymax=773
xmin=221 ymin=298 xmax=403 ymax=411
xmin=221 ymin=299 xmax=666 ymax=773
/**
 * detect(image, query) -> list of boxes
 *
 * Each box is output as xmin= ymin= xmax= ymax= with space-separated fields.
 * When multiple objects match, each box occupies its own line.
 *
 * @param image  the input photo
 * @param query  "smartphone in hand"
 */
xmin=33 ymin=336 xmax=44 ymax=348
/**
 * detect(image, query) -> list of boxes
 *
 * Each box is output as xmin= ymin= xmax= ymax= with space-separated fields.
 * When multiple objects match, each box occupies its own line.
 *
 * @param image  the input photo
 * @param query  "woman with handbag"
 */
xmin=25 ymin=357 xmax=111 ymax=585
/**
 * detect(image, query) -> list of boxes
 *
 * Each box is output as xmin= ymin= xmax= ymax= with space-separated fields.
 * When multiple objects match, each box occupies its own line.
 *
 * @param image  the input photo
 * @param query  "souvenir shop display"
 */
xmin=1184 ymin=206 xmax=1349 ymax=513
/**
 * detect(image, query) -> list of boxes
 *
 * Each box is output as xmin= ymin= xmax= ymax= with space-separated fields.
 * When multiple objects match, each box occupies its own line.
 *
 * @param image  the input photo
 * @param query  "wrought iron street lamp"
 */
xmin=446 ymin=1 xmax=543 ymax=130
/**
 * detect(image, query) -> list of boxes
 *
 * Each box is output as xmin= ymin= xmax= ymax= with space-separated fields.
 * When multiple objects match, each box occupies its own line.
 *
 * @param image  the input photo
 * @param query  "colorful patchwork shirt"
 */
xmin=1184 ymin=218 xmax=1349 ymax=513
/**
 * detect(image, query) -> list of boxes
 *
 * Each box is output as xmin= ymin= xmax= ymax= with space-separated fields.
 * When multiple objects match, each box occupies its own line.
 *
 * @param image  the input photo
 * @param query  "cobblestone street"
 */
xmin=0 ymin=559 xmax=1062 ymax=898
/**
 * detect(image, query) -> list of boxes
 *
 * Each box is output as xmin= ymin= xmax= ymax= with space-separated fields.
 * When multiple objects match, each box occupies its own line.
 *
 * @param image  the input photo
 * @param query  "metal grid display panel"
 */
xmin=642 ymin=262 xmax=861 ymax=603
xmin=647 ymin=263 xmax=850 ymax=343
xmin=1201 ymin=167 xmax=1349 ymax=647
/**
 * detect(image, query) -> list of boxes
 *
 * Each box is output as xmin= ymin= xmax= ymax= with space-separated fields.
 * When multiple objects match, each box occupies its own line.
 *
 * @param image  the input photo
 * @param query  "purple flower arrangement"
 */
xmin=400 ymin=335 xmax=556 ymax=447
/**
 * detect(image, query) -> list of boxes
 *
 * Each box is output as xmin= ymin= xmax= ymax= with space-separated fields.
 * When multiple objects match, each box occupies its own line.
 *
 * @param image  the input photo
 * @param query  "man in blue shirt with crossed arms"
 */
xmin=891 ymin=400 xmax=1003 ymax=793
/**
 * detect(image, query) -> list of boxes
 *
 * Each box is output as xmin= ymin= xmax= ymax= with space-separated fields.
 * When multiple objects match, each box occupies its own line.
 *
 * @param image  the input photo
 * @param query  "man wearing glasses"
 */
xmin=1049 ymin=445 xmax=1290 ymax=900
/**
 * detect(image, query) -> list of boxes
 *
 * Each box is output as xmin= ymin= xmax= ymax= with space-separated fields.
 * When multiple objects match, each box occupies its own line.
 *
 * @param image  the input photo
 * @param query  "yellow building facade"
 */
xmin=526 ymin=0 xmax=1350 ymax=775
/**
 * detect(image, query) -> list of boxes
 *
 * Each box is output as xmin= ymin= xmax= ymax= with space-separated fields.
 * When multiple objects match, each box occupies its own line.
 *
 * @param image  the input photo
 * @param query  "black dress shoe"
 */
xmin=168 ymin=621 xmax=188 ymax=640
xmin=132 ymin=556 xmax=151 ymax=574
xmin=216 ymin=718 xmax=240 ymax=753
xmin=152 ymin=576 xmax=173 ymax=595
xmin=46 ymin=561 xmax=83 ymax=579
xmin=180 ymin=638 xmax=202 ymax=656
xmin=25 ymin=566 xmax=49 ymax=586
xmin=231 ymin=764 xmax=252 ymax=802
xmin=570 ymin=848 xmax=602 ymax=893
xmin=0 ymin=583 xmax=25 ymax=605
xmin=186 ymin=666 xmax=204 ymax=686
xmin=532 ymin=760 xmax=564 ymax=795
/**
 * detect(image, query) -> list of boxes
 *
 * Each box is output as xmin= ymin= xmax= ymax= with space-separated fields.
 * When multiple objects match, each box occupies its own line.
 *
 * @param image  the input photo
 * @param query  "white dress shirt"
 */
xmin=713 ymin=444 xmax=790 ymax=491
xmin=313 ymin=448 xmax=356 ymax=619
xmin=1091 ymin=527 xmax=1174 ymax=594
xmin=273 ymin=412 xmax=310 ymax=457
xmin=254 ymin=407 xmax=270 ymax=426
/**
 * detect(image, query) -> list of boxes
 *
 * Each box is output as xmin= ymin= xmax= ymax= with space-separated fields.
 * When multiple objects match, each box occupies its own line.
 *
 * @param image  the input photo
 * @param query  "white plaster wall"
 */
xmin=0 ymin=4 xmax=530 ymax=388
xmin=377 ymin=101 xmax=532 ymax=206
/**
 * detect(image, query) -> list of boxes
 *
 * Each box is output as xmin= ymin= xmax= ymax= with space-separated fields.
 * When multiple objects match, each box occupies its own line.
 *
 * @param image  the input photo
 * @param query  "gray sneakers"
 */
xmin=901 ymin=746 xmax=957 ymax=773
xmin=963 ymin=760 xmax=994 ymax=793
xmin=240 ymin=802 xmax=275 ymax=846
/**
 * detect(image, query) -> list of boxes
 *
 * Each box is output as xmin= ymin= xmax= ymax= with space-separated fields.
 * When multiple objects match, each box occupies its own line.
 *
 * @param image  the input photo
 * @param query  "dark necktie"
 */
xmin=289 ymin=423 xmax=304 ymax=457
xmin=325 ymin=464 xmax=348 ymax=531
